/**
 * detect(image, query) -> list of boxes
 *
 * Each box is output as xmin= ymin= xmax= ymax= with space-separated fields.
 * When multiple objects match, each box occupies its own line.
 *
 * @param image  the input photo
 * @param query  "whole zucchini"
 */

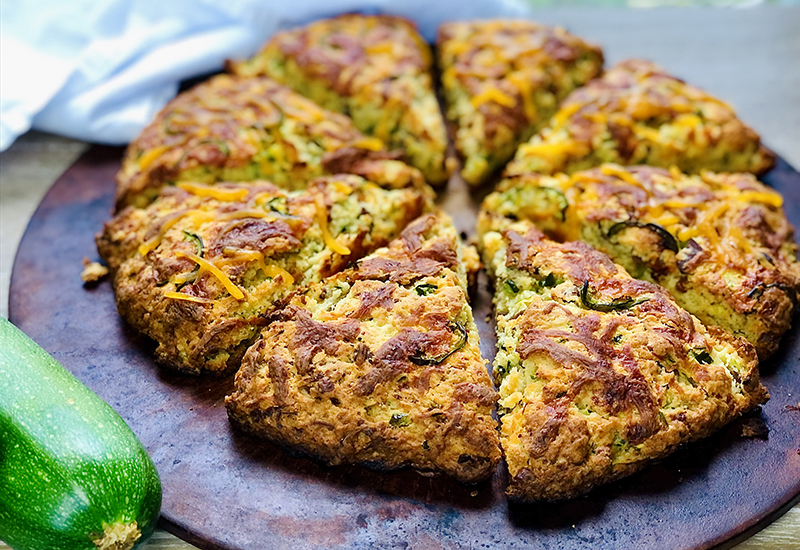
xmin=0 ymin=318 xmax=161 ymax=550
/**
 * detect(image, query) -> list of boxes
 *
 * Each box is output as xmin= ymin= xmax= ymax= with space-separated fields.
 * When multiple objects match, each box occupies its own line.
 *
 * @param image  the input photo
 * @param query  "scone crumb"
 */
xmin=81 ymin=258 xmax=109 ymax=283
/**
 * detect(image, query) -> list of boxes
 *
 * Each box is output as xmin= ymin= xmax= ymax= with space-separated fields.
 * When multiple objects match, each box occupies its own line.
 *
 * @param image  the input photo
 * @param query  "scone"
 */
xmin=479 ymin=220 xmax=768 ymax=501
xmin=480 ymin=164 xmax=800 ymax=358
xmin=436 ymin=19 xmax=603 ymax=186
xmin=228 ymin=14 xmax=452 ymax=186
xmin=116 ymin=74 xmax=424 ymax=209
xmin=97 ymin=175 xmax=432 ymax=374
xmin=226 ymin=212 xmax=501 ymax=482
xmin=506 ymin=60 xmax=775 ymax=178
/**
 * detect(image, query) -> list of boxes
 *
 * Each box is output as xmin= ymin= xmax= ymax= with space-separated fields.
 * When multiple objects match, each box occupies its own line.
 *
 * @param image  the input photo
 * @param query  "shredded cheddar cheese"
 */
xmin=175 ymin=250 xmax=244 ymax=300
xmin=138 ymin=211 xmax=215 ymax=256
xmin=738 ymin=190 xmax=783 ymax=209
xmin=163 ymin=291 xmax=211 ymax=304
xmin=178 ymin=182 xmax=249 ymax=202
xmin=314 ymin=194 xmax=351 ymax=256
xmin=351 ymin=136 xmax=385 ymax=151
xmin=331 ymin=180 xmax=355 ymax=196
xmin=600 ymin=164 xmax=647 ymax=189
xmin=137 ymin=146 xmax=169 ymax=170
xmin=218 ymin=250 xmax=295 ymax=286
xmin=470 ymin=87 xmax=516 ymax=109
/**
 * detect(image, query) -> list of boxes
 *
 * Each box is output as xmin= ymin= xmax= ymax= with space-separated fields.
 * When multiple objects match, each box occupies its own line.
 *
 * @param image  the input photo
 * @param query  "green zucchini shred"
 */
xmin=389 ymin=413 xmax=412 ymax=428
xmin=409 ymin=322 xmax=468 ymax=366
xmin=580 ymin=280 xmax=649 ymax=312
xmin=415 ymin=283 xmax=439 ymax=296
xmin=607 ymin=220 xmax=679 ymax=253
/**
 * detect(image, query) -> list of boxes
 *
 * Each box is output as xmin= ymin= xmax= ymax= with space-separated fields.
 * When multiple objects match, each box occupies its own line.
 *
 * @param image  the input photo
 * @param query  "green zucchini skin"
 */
xmin=0 ymin=318 xmax=161 ymax=550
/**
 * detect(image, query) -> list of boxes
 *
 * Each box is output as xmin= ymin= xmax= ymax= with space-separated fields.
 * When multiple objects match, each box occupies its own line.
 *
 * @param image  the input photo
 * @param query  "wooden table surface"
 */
xmin=1 ymin=6 xmax=798 ymax=550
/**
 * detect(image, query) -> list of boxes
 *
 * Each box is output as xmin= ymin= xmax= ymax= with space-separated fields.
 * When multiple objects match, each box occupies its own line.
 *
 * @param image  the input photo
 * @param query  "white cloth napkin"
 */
xmin=0 ymin=0 xmax=530 ymax=152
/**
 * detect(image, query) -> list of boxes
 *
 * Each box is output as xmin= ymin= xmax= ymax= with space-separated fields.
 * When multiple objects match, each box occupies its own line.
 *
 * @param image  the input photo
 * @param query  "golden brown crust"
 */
xmin=481 ymin=164 xmax=800 ymax=358
xmin=507 ymin=59 xmax=776 ymax=178
xmin=436 ymin=19 xmax=603 ymax=185
xmin=97 ymin=175 xmax=431 ymax=374
xmin=226 ymin=212 xmax=501 ymax=482
xmin=482 ymin=222 xmax=767 ymax=501
xmin=229 ymin=14 xmax=451 ymax=185
xmin=116 ymin=74 xmax=424 ymax=209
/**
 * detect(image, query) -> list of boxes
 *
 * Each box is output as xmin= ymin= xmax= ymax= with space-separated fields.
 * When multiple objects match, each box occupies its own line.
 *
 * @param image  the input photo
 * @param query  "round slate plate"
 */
xmin=9 ymin=145 xmax=800 ymax=550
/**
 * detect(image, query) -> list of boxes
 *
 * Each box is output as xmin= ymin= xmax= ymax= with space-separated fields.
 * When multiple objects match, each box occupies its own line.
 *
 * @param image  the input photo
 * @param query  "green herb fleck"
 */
xmin=504 ymin=279 xmax=519 ymax=294
xmin=415 ymin=283 xmax=438 ymax=296
xmin=693 ymin=350 xmax=714 ymax=365
xmin=389 ymin=413 xmax=411 ymax=428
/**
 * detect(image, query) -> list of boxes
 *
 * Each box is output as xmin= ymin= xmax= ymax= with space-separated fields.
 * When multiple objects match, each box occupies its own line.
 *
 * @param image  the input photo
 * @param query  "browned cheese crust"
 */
xmin=229 ymin=14 xmax=452 ymax=185
xmin=436 ymin=19 xmax=603 ymax=186
xmin=506 ymin=59 xmax=775 ymax=178
xmin=226 ymin=212 xmax=501 ymax=482
xmin=116 ymin=74 xmax=424 ymax=209
xmin=97 ymin=175 xmax=432 ymax=374
xmin=480 ymin=221 xmax=767 ymax=501
xmin=481 ymin=164 xmax=800 ymax=359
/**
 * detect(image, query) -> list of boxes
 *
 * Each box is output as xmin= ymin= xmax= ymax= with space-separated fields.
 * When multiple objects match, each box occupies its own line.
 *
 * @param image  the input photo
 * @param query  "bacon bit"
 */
xmin=288 ymin=307 xmax=360 ymax=375
xmin=517 ymin=303 xmax=660 ymax=444
xmin=209 ymin=218 xmax=300 ymax=256
xmin=349 ymin=284 xmax=395 ymax=320
xmin=268 ymin=355 xmax=290 ymax=405
xmin=453 ymin=382 xmax=498 ymax=407
xmin=354 ymin=343 xmax=373 ymax=366
xmin=354 ymin=327 xmax=451 ymax=397
xmin=321 ymin=146 xmax=399 ymax=176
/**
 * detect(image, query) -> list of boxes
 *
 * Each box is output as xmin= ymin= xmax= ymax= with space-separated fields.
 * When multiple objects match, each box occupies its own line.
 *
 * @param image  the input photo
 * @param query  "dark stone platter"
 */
xmin=8 ymin=145 xmax=800 ymax=550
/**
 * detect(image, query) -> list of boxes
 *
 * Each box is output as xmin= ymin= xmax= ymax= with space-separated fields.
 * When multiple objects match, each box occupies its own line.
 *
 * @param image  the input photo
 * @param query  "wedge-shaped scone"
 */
xmin=116 ymin=74 xmax=424 ymax=209
xmin=506 ymin=60 xmax=775 ymax=178
xmin=229 ymin=14 xmax=451 ymax=186
xmin=226 ymin=212 xmax=501 ymax=482
xmin=97 ymin=175 xmax=432 ymax=374
xmin=481 ymin=164 xmax=800 ymax=358
xmin=436 ymin=19 xmax=603 ymax=186
xmin=479 ymin=220 xmax=768 ymax=501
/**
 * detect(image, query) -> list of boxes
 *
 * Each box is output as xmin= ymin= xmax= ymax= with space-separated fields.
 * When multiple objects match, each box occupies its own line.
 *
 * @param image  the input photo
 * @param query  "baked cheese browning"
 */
xmin=481 ymin=222 xmax=767 ymax=501
xmin=226 ymin=212 xmax=501 ymax=482
xmin=229 ymin=14 xmax=452 ymax=186
xmin=97 ymin=175 xmax=432 ymax=374
xmin=506 ymin=59 xmax=775 ymax=178
xmin=436 ymin=19 xmax=603 ymax=186
xmin=116 ymin=74 xmax=425 ymax=210
xmin=480 ymin=164 xmax=800 ymax=358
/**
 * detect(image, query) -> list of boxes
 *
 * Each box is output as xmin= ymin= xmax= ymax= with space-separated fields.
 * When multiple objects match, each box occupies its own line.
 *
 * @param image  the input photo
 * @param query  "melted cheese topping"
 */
xmin=217 ymin=250 xmax=295 ymax=286
xmin=178 ymin=182 xmax=249 ymax=202
xmin=138 ymin=211 xmax=215 ymax=256
xmin=351 ymin=136 xmax=385 ymax=151
xmin=470 ymin=87 xmax=516 ymax=109
xmin=175 ymin=250 xmax=245 ymax=300
xmin=314 ymin=194 xmax=351 ymax=255
xmin=163 ymin=290 xmax=211 ymax=304
xmin=137 ymin=145 xmax=169 ymax=170
xmin=583 ymin=166 xmax=782 ymax=263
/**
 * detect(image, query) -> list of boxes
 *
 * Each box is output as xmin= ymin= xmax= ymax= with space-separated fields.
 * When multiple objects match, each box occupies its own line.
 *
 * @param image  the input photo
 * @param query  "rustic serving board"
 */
xmin=8 ymin=145 xmax=800 ymax=549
